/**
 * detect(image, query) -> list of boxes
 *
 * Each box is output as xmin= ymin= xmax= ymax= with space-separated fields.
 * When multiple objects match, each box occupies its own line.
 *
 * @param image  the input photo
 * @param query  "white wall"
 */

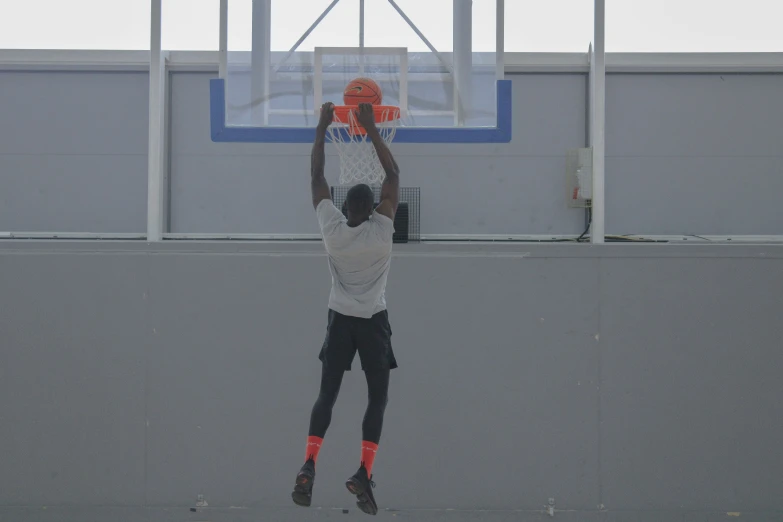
xmin=0 ymin=71 xmax=148 ymax=233
xmin=605 ymin=74 xmax=783 ymax=236
xmin=170 ymin=72 xmax=587 ymax=236
xmin=1 ymin=54 xmax=782 ymax=237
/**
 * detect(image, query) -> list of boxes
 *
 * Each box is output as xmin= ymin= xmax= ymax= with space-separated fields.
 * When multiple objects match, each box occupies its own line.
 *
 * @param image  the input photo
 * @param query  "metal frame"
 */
xmin=147 ymin=0 xmax=167 ymax=241
xmin=219 ymin=0 xmax=228 ymax=78
xmin=251 ymin=0 xmax=272 ymax=125
xmin=210 ymin=78 xmax=511 ymax=143
xmin=3 ymin=50 xmax=782 ymax=74
xmin=496 ymin=0 xmax=505 ymax=81
xmin=359 ymin=0 xmax=365 ymax=50
xmin=453 ymin=0 xmax=472 ymax=125
xmin=590 ymin=0 xmax=606 ymax=244
xmin=386 ymin=0 xmax=453 ymax=73
xmin=272 ymin=0 xmax=341 ymax=74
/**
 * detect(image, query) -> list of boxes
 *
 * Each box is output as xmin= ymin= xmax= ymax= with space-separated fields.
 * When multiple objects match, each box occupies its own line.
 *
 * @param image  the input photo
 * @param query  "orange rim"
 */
xmin=331 ymin=105 xmax=400 ymax=135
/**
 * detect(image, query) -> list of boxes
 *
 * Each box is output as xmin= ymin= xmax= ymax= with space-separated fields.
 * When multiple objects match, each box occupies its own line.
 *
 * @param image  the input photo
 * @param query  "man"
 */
xmin=291 ymin=102 xmax=400 ymax=516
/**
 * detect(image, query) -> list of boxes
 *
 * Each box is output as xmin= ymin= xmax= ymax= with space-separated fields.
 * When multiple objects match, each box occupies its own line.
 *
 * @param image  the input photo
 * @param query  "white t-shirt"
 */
xmin=316 ymin=199 xmax=395 ymax=318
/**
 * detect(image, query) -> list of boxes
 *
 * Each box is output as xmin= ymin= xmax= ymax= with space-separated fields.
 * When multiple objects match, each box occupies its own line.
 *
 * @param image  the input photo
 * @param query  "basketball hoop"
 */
xmin=326 ymin=105 xmax=401 ymax=186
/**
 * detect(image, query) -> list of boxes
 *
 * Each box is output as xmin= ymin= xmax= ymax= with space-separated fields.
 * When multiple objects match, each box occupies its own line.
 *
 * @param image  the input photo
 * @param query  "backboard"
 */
xmin=210 ymin=0 xmax=511 ymax=143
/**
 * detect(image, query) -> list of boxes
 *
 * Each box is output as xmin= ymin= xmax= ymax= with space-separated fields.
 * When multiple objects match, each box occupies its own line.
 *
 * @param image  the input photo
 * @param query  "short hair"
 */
xmin=345 ymin=184 xmax=375 ymax=215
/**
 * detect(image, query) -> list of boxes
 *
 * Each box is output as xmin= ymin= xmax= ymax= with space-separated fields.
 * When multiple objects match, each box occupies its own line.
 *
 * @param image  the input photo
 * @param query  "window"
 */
xmin=505 ymin=0 xmax=593 ymax=52
xmin=606 ymin=0 xmax=783 ymax=52
xmin=1 ymin=0 xmax=781 ymax=52
xmin=0 ymin=0 xmax=150 ymax=50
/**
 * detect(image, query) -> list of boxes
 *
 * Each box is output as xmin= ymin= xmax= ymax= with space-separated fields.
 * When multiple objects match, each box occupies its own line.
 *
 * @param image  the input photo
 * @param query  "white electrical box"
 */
xmin=566 ymin=148 xmax=593 ymax=208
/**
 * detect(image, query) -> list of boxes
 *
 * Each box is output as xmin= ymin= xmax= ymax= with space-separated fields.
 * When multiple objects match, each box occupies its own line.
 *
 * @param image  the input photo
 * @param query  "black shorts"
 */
xmin=319 ymin=309 xmax=398 ymax=372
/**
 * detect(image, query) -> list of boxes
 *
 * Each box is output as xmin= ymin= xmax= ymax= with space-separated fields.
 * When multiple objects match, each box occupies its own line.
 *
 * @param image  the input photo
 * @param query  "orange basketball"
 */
xmin=343 ymin=77 xmax=383 ymax=106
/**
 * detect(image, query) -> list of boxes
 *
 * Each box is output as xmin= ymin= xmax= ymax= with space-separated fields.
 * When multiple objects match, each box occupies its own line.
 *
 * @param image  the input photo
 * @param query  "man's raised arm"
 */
xmin=311 ymin=102 xmax=335 ymax=209
xmin=355 ymin=104 xmax=400 ymax=220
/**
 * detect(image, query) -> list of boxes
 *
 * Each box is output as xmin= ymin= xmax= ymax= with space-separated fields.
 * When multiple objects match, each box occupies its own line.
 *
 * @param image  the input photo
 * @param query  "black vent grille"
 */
xmin=331 ymin=186 xmax=420 ymax=243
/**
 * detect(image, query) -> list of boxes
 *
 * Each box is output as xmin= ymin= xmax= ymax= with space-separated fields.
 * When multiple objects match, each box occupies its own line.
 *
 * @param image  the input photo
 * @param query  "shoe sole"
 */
xmin=345 ymin=477 xmax=378 ymax=516
xmin=292 ymin=472 xmax=314 ymax=507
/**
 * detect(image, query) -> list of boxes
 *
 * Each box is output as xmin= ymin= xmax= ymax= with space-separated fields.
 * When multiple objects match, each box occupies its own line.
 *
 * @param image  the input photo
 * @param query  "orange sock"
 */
xmin=305 ymin=436 xmax=323 ymax=463
xmin=361 ymin=441 xmax=379 ymax=476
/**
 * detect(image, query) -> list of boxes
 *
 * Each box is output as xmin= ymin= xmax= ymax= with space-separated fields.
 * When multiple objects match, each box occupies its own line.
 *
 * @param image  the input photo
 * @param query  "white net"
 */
xmin=326 ymin=108 xmax=399 ymax=186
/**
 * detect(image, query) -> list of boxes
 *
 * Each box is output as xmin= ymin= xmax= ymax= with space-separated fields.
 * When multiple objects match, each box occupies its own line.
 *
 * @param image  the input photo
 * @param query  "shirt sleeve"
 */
xmin=316 ymin=199 xmax=346 ymax=239
xmin=372 ymin=210 xmax=396 ymax=242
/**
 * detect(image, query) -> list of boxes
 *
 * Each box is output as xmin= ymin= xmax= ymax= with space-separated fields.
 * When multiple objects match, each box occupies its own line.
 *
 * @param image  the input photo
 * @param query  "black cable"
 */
xmin=606 ymin=236 xmax=668 ymax=243
xmin=577 ymin=205 xmax=593 ymax=242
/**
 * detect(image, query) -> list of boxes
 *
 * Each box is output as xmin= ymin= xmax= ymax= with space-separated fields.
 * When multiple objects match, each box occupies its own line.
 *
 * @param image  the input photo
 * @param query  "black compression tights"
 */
xmin=308 ymin=364 xmax=390 ymax=444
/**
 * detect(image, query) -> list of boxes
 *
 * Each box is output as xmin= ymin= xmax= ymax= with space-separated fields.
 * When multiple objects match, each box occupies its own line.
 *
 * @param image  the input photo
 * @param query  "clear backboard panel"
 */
xmin=211 ymin=0 xmax=510 ymax=143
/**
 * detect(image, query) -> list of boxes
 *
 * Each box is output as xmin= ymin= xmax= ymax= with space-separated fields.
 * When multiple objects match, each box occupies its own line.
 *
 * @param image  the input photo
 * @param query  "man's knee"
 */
xmin=368 ymin=389 xmax=388 ymax=409
xmin=317 ymin=389 xmax=340 ymax=408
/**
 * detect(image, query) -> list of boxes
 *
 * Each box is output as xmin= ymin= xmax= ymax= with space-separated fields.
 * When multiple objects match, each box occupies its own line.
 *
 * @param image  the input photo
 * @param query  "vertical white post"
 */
xmin=587 ymin=42 xmax=593 ymax=141
xmin=359 ymin=0 xmax=365 ymax=48
xmin=453 ymin=0 xmax=473 ymax=126
xmin=251 ymin=0 xmax=271 ymax=125
xmin=591 ymin=0 xmax=605 ymax=244
xmin=314 ymin=48 xmax=323 ymax=114
xmin=359 ymin=0 xmax=365 ymax=75
xmin=399 ymin=51 xmax=409 ymax=118
xmin=496 ymin=0 xmax=504 ymax=82
xmin=219 ymin=0 xmax=228 ymax=79
xmin=147 ymin=0 xmax=166 ymax=241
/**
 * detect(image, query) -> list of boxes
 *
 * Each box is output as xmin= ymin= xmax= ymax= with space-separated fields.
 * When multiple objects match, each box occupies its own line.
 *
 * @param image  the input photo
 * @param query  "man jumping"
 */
xmin=291 ymin=102 xmax=400 ymax=516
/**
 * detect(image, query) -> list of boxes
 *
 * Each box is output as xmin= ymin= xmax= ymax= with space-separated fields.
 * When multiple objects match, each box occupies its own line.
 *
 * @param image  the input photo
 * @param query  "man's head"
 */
xmin=344 ymin=184 xmax=375 ymax=226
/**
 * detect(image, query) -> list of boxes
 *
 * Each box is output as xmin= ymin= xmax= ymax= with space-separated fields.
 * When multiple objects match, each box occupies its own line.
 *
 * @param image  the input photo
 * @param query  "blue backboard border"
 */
xmin=210 ymin=79 xmax=512 ymax=144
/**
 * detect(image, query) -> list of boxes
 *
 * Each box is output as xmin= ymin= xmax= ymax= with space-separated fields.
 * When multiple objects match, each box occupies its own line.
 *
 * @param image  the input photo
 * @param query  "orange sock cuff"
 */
xmin=361 ymin=441 xmax=379 ymax=476
xmin=306 ymin=436 xmax=324 ymax=463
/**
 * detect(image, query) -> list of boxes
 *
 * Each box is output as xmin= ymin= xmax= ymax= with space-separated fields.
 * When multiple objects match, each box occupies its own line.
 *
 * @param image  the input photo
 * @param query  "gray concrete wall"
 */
xmin=0 ymin=71 xmax=149 ymax=233
xmin=605 ymin=74 xmax=783 ymax=236
xmin=1 ymin=242 xmax=781 ymax=521
xmin=2 ymin=70 xmax=782 ymax=236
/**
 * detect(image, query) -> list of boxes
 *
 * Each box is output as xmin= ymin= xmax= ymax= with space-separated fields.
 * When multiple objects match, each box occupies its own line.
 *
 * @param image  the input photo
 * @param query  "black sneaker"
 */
xmin=345 ymin=466 xmax=378 ymax=515
xmin=291 ymin=459 xmax=315 ymax=507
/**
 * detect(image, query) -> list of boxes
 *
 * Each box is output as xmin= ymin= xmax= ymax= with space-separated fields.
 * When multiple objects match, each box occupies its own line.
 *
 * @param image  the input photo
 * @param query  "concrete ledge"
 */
xmin=1 ymin=240 xmax=782 ymax=259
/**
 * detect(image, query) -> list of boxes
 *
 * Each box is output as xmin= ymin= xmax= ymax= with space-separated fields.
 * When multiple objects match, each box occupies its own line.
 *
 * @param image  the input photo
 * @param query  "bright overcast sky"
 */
xmin=0 ymin=0 xmax=781 ymax=52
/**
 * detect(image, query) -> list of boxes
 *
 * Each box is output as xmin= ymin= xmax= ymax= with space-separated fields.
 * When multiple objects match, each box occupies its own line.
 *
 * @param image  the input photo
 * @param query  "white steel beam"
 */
xmin=387 ymin=0 xmax=453 ymax=73
xmin=219 ymin=0 xmax=228 ymax=78
xmin=4 ymin=50 xmax=783 ymax=74
xmin=359 ymin=0 xmax=366 ymax=75
xmin=251 ymin=0 xmax=272 ymax=125
xmin=453 ymin=0 xmax=473 ymax=126
xmin=590 ymin=0 xmax=605 ymax=244
xmin=273 ymin=0 xmax=342 ymax=73
xmin=496 ymin=0 xmax=504 ymax=81
xmin=147 ymin=0 xmax=167 ymax=241
xmin=359 ymin=0 xmax=365 ymax=49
